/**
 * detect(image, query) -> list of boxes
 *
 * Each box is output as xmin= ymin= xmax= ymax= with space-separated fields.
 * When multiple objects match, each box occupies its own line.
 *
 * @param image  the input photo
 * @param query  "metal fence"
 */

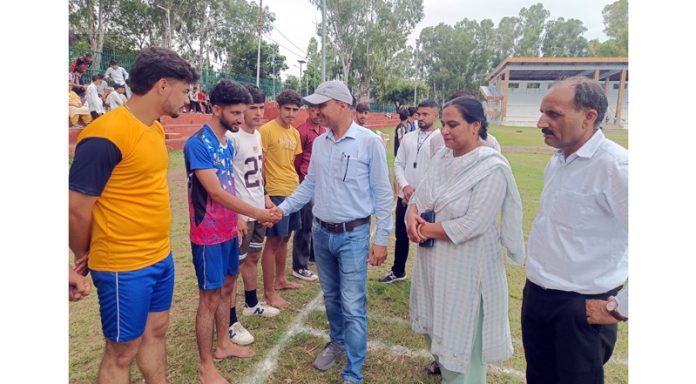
xmin=69 ymin=48 xmax=397 ymax=111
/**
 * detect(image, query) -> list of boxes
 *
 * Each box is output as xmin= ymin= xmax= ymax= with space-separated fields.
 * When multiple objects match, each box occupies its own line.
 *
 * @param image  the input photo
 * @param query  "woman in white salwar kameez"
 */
xmin=406 ymin=97 xmax=525 ymax=384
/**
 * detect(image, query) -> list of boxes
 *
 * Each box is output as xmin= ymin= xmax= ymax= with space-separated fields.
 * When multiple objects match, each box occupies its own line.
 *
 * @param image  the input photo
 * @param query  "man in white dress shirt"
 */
xmin=522 ymin=76 xmax=628 ymax=384
xmin=379 ymin=99 xmax=440 ymax=283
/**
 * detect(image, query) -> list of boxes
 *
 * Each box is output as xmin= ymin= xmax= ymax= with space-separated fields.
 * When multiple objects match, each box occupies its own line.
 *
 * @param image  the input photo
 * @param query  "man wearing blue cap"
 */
xmin=276 ymin=80 xmax=393 ymax=384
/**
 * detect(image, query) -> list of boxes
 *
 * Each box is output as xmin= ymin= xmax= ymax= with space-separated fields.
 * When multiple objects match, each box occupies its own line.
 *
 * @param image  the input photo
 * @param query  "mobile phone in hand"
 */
xmin=419 ymin=210 xmax=435 ymax=248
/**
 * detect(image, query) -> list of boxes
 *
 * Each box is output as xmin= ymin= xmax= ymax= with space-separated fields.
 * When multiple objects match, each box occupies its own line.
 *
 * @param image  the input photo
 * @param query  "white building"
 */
xmin=481 ymin=57 xmax=628 ymax=128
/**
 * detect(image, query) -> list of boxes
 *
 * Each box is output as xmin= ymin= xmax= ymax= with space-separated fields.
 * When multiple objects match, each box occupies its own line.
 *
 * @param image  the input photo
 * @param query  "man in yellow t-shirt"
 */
xmin=69 ymin=47 xmax=198 ymax=383
xmin=259 ymin=89 xmax=306 ymax=308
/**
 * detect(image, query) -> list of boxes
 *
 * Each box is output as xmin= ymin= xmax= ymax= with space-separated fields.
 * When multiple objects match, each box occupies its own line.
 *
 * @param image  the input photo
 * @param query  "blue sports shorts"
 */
xmin=90 ymin=252 xmax=175 ymax=343
xmin=191 ymin=238 xmax=239 ymax=291
xmin=266 ymin=195 xmax=301 ymax=237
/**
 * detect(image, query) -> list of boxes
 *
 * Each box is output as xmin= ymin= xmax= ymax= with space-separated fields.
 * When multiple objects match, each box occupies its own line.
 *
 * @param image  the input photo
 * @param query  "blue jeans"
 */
xmin=312 ymin=220 xmax=370 ymax=384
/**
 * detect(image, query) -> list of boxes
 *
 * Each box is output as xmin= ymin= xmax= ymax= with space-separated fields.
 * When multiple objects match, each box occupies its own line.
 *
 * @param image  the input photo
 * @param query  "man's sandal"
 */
xmin=425 ymin=360 xmax=441 ymax=375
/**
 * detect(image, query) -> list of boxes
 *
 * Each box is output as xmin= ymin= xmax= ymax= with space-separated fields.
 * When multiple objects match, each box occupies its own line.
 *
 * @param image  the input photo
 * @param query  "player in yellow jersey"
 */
xmin=69 ymin=47 xmax=198 ymax=384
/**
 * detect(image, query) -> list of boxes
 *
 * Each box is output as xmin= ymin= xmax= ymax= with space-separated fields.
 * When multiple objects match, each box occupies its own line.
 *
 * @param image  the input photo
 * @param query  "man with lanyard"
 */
xmin=183 ymin=79 xmax=281 ymax=383
xmin=522 ymin=76 xmax=628 ymax=384
xmin=292 ymin=105 xmax=326 ymax=276
xmin=276 ymin=80 xmax=393 ymax=384
xmin=380 ymin=99 xmax=440 ymax=283
xmin=69 ymin=47 xmax=198 ymax=384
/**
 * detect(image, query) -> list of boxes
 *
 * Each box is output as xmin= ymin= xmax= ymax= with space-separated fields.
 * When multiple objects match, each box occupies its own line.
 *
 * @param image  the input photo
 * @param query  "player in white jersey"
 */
xmin=224 ymin=84 xmax=280 ymax=346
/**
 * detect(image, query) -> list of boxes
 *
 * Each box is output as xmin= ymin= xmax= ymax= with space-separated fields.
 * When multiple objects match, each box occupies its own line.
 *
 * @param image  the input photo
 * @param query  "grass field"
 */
xmin=69 ymin=125 xmax=628 ymax=383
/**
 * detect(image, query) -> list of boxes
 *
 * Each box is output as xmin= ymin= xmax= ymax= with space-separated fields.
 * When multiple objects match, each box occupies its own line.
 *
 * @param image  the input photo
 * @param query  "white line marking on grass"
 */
xmin=297 ymin=326 xmax=527 ymax=380
xmin=240 ymin=293 xmax=324 ymax=384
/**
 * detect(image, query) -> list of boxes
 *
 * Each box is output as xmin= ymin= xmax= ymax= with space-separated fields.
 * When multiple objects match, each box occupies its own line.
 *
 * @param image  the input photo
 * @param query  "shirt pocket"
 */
xmin=548 ymin=190 xmax=601 ymax=228
xmin=332 ymin=151 xmax=366 ymax=182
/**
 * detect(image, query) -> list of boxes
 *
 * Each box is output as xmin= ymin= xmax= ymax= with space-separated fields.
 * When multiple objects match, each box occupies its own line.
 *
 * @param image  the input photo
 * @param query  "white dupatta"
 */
xmin=413 ymin=146 xmax=525 ymax=265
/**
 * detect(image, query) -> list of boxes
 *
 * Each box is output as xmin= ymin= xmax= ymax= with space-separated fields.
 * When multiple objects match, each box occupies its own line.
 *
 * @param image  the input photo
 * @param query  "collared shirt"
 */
xmin=104 ymin=66 xmax=129 ymax=85
xmin=526 ymin=129 xmax=628 ymax=294
xmin=278 ymin=122 xmax=393 ymax=246
xmin=394 ymin=128 xmax=440 ymax=198
xmin=294 ymin=120 xmax=327 ymax=181
xmin=86 ymin=83 xmax=104 ymax=114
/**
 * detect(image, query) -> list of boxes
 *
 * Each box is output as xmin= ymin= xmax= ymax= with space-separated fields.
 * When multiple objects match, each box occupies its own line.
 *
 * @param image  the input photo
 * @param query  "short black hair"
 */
xmin=355 ymin=103 xmax=370 ymax=113
xmin=398 ymin=108 xmax=409 ymax=121
xmin=92 ymin=74 xmax=103 ymax=82
xmin=128 ymin=47 xmax=199 ymax=96
xmin=85 ymin=53 xmax=93 ymax=57
xmin=110 ymin=60 xmax=117 ymax=66
xmin=244 ymin=84 xmax=266 ymax=104
xmin=417 ymin=99 xmax=439 ymax=109
xmin=209 ymin=79 xmax=252 ymax=107
xmin=276 ymin=89 xmax=302 ymax=107
xmin=408 ymin=106 xmax=418 ymax=116
xmin=443 ymin=97 xmax=489 ymax=140
xmin=114 ymin=83 xmax=125 ymax=90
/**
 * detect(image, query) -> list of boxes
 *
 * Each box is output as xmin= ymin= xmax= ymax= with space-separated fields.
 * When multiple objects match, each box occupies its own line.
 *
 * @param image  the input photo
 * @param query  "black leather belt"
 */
xmin=315 ymin=217 xmax=370 ymax=233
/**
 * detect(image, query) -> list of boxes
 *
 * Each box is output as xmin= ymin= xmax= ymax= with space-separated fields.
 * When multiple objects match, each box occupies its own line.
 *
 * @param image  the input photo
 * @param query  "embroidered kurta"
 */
xmin=409 ymin=146 xmax=524 ymax=373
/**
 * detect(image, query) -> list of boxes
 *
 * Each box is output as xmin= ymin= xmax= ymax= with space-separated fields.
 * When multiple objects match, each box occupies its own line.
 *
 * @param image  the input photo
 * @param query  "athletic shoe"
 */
xmin=293 ymin=268 xmax=318 ymax=281
xmin=229 ymin=322 xmax=254 ymax=345
xmin=242 ymin=302 xmax=280 ymax=318
xmin=313 ymin=341 xmax=345 ymax=371
xmin=378 ymin=271 xmax=407 ymax=283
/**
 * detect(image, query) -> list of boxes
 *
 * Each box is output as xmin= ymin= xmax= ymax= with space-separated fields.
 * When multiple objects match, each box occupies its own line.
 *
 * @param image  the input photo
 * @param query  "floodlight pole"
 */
xmin=256 ymin=0 xmax=263 ymax=87
xmin=298 ymin=59 xmax=306 ymax=94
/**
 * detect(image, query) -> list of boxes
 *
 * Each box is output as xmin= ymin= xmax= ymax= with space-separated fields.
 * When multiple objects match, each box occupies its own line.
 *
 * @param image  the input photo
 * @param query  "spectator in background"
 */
xmin=292 ymin=105 xmax=326 ymax=278
xmin=407 ymin=106 xmax=418 ymax=132
xmin=394 ymin=107 xmax=410 ymax=156
xmin=71 ymin=53 xmax=94 ymax=73
xmin=189 ymin=86 xmax=200 ymax=113
xmin=198 ymin=88 xmax=212 ymax=113
xmin=106 ymin=84 xmax=127 ymax=111
xmin=85 ymin=74 xmax=105 ymax=120
xmin=69 ymin=81 xmax=92 ymax=128
xmin=70 ymin=69 xmax=88 ymax=97
xmin=104 ymin=60 xmax=131 ymax=98
xmin=354 ymin=103 xmax=370 ymax=126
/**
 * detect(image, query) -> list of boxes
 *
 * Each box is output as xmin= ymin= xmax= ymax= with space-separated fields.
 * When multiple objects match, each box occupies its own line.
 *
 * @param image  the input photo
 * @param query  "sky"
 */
xmin=262 ymin=0 xmax=616 ymax=79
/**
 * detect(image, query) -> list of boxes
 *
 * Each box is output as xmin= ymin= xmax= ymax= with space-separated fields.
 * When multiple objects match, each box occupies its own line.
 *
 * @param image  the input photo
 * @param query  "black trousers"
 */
xmin=521 ymin=279 xmax=621 ymax=384
xmin=291 ymin=201 xmax=313 ymax=271
xmin=390 ymin=197 xmax=409 ymax=276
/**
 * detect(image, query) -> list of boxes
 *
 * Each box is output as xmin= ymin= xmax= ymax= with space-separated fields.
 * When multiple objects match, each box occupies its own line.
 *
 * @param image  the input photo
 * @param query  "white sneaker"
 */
xmin=229 ymin=322 xmax=254 ymax=345
xmin=242 ymin=302 xmax=280 ymax=318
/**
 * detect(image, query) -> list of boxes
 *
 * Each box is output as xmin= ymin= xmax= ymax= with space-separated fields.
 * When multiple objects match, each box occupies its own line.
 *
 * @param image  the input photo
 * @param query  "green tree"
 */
xmin=283 ymin=75 xmax=300 ymax=91
xmin=589 ymin=0 xmax=628 ymax=56
xmin=541 ymin=18 xmax=589 ymax=57
xmin=379 ymin=78 xmax=429 ymax=109
xmin=309 ymin=0 xmax=423 ymax=98
xmin=515 ymin=3 xmax=550 ymax=56
xmin=495 ymin=16 xmax=520 ymax=63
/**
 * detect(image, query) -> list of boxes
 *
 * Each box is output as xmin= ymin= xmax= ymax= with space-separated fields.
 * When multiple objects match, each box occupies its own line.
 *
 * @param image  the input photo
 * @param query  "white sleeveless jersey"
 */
xmin=226 ymin=129 xmax=265 ymax=220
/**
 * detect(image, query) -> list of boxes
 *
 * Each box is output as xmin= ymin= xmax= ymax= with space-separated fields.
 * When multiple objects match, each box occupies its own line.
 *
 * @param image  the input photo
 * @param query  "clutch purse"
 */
xmin=419 ymin=210 xmax=435 ymax=248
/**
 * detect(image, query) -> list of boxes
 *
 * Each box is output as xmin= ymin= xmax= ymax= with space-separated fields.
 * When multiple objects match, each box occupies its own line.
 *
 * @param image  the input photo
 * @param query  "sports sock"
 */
xmin=245 ymin=289 xmax=259 ymax=308
xmin=230 ymin=307 xmax=238 ymax=326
